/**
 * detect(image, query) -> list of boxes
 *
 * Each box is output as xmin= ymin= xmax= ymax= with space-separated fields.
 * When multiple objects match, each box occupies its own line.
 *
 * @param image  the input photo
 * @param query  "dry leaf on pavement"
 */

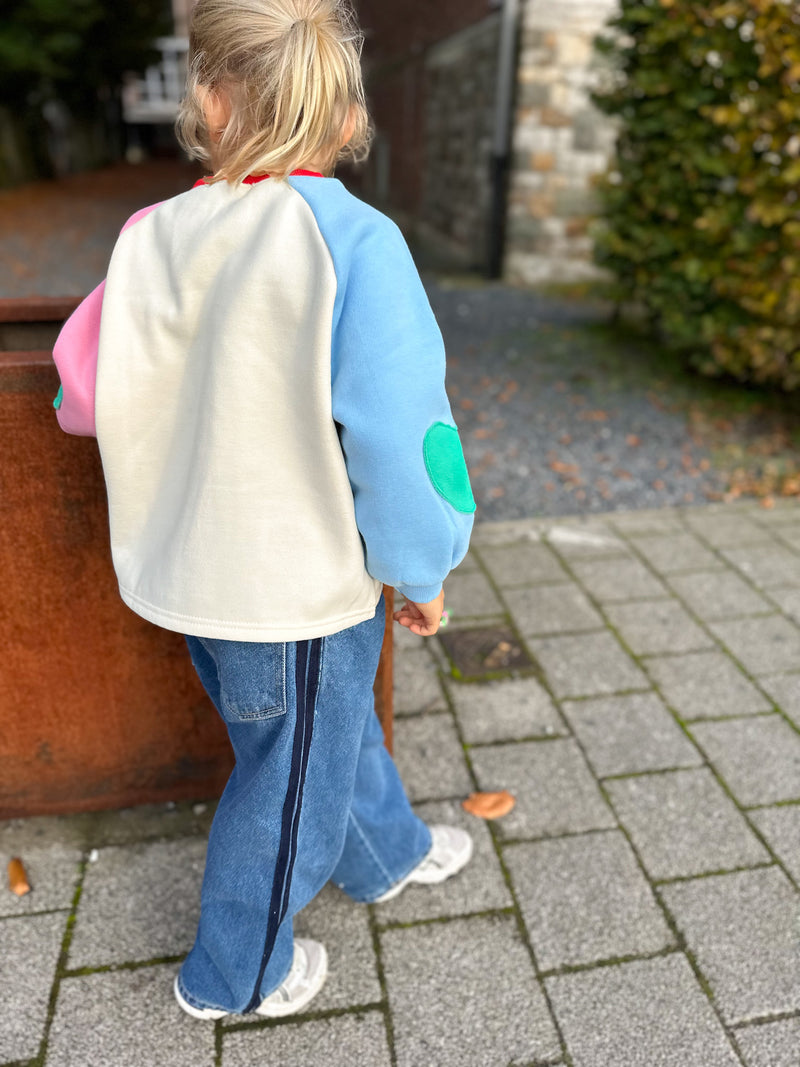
xmin=462 ymin=790 xmax=516 ymax=819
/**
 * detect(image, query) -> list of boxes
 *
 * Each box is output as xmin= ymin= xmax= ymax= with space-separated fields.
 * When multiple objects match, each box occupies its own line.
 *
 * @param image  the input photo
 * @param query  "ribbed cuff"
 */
xmin=396 ymin=583 xmax=443 ymax=605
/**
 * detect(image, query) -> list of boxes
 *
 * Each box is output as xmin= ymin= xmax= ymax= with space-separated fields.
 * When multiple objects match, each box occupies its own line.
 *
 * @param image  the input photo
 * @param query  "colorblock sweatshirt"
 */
xmin=52 ymin=173 xmax=475 ymax=641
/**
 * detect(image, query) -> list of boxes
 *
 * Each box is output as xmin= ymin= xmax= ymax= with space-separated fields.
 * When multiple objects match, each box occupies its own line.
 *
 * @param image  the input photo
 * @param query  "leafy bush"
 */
xmin=0 ymin=0 xmax=169 ymax=182
xmin=592 ymin=0 xmax=800 ymax=389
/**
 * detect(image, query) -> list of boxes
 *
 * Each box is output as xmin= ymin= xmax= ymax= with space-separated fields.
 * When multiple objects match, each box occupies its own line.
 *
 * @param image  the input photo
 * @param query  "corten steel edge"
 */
xmin=0 ymin=296 xmax=394 ymax=818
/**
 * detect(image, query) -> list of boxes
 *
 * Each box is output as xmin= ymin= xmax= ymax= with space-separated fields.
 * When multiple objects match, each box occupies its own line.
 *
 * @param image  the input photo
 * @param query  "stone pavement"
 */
xmin=3 ymin=501 xmax=800 ymax=1067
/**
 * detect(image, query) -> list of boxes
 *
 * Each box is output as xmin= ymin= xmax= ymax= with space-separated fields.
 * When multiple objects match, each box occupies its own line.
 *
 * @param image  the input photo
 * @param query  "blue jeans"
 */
xmin=176 ymin=598 xmax=431 ymax=1014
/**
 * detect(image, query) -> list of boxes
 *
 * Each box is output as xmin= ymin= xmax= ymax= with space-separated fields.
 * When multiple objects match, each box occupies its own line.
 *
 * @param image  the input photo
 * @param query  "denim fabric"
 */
xmin=177 ymin=598 xmax=431 ymax=1014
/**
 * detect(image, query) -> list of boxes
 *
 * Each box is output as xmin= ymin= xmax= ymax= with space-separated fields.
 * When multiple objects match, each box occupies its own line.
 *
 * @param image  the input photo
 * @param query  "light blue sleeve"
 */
xmin=289 ymin=177 xmax=475 ymax=603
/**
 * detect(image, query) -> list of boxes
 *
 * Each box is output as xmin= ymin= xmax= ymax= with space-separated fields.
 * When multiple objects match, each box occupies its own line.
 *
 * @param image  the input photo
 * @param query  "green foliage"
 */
xmin=592 ymin=0 xmax=800 ymax=389
xmin=0 ymin=0 xmax=169 ymax=180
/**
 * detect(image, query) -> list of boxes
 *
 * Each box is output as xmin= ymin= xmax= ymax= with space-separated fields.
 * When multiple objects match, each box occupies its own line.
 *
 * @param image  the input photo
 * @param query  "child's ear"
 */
xmin=197 ymin=84 xmax=232 ymax=141
xmin=341 ymin=105 xmax=357 ymax=148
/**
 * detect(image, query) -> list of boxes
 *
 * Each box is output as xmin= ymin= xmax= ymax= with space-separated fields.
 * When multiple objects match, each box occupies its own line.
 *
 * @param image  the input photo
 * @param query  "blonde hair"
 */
xmin=177 ymin=0 xmax=371 ymax=183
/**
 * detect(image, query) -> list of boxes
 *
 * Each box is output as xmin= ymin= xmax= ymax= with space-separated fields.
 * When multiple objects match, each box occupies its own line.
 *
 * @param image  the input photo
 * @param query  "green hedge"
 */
xmin=592 ymin=0 xmax=800 ymax=389
xmin=0 ymin=0 xmax=168 ymax=184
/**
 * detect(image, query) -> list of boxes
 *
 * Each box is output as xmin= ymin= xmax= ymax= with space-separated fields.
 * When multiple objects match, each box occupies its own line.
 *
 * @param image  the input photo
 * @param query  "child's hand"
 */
xmin=393 ymin=590 xmax=445 ymax=637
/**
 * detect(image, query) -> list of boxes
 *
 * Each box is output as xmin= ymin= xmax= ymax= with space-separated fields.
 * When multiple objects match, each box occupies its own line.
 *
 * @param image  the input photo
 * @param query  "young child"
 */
xmin=52 ymin=0 xmax=475 ymax=1020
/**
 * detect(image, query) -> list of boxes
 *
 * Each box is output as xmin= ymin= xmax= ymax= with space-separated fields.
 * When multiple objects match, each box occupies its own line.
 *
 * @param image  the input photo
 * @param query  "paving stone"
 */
xmin=478 ymin=540 xmax=568 ymax=587
xmin=773 ymin=528 xmax=800 ymax=554
xmin=605 ymin=599 xmax=714 ymax=656
xmin=0 ymin=912 xmax=66 ymax=1062
xmin=451 ymin=550 xmax=482 ymax=574
xmin=504 ymin=582 xmax=604 ymax=636
xmin=721 ymin=545 xmax=800 ymax=589
xmin=68 ymin=838 xmax=206 ymax=968
xmin=505 ymin=831 xmax=673 ymax=970
xmin=448 ymin=675 xmax=565 ymax=743
xmin=223 ymin=1012 xmax=392 ymax=1067
xmin=757 ymin=672 xmax=800 ymax=728
xmin=710 ymin=615 xmax=800 ymax=675
xmin=768 ymin=587 xmax=800 ymax=628
xmin=684 ymin=512 xmax=774 ymax=548
xmin=562 ymin=692 xmax=701 ymax=777
xmin=605 ymin=768 xmax=769 ymax=880
xmin=544 ymin=521 xmax=630 ymax=559
xmin=469 ymin=521 xmax=544 ymax=549
xmin=644 ymin=651 xmax=771 ymax=720
xmin=47 ymin=965 xmax=214 ymax=1066
xmin=529 ymin=632 xmax=649 ymax=698
xmin=392 ymin=714 xmax=473 ymax=802
xmin=393 ymin=647 xmax=447 ymax=716
xmin=735 ymin=1018 xmax=800 ymax=1067
xmin=629 ymin=532 xmax=721 ymax=574
xmin=748 ymin=805 xmax=800 ymax=885
xmin=689 ymin=715 xmax=800 ymax=806
xmin=546 ymin=955 xmax=740 ymax=1067
xmin=381 ymin=914 xmax=560 ymax=1067
xmin=571 ymin=557 xmax=667 ymax=602
xmin=373 ymin=799 xmax=511 ymax=924
xmin=609 ymin=509 xmax=688 ymax=537
xmin=660 ymin=868 xmax=800 ymax=1024
xmin=667 ymin=570 xmax=772 ymax=621
xmin=442 ymin=568 xmax=504 ymax=618
xmin=293 ymin=884 xmax=380 ymax=1012
xmin=470 ymin=739 xmax=615 ymax=840
xmin=0 ymin=840 xmax=82 ymax=917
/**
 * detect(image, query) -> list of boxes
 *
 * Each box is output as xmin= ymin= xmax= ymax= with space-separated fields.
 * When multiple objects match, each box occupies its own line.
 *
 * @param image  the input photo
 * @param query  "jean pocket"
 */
xmin=200 ymin=638 xmax=288 ymax=723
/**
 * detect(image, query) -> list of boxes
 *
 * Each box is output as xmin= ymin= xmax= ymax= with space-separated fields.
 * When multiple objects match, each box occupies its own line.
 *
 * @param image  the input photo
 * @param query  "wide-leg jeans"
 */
xmin=176 ymin=597 xmax=431 ymax=1014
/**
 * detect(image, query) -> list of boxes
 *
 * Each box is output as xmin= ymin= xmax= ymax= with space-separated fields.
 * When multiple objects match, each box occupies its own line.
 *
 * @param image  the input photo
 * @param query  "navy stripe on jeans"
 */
xmin=245 ymin=638 xmax=321 ymax=1012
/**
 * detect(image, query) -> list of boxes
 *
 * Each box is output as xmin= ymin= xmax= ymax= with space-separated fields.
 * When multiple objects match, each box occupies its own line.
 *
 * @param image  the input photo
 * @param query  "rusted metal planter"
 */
xmin=0 ymin=298 xmax=393 ymax=818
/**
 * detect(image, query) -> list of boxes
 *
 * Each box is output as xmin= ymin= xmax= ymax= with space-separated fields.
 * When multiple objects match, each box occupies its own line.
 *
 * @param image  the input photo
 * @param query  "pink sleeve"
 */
xmin=52 ymin=202 xmax=163 ymax=437
xmin=52 ymin=280 xmax=105 ymax=436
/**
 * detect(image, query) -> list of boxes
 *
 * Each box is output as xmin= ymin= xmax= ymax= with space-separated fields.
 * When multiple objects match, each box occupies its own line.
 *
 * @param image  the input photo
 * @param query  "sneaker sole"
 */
xmin=173 ymin=942 xmax=327 ymax=1020
xmin=173 ymin=976 xmax=228 ymax=1020
xmin=373 ymin=829 xmax=473 ymax=903
xmin=256 ymin=942 xmax=328 ymax=1018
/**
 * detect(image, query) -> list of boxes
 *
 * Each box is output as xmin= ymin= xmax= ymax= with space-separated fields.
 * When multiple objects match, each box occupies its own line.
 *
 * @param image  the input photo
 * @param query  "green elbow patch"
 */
xmin=423 ymin=422 xmax=476 ymax=514
xmin=53 ymin=385 xmax=63 ymax=410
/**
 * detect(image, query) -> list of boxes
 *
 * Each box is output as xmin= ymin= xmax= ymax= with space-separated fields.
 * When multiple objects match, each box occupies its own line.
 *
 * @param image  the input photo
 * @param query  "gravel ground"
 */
xmin=428 ymin=278 xmax=726 ymax=521
xmin=0 ymin=159 xmax=736 ymax=522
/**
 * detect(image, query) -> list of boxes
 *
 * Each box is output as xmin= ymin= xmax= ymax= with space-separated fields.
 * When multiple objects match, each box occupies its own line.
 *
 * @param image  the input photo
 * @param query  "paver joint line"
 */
xmin=8 ymin=503 xmax=800 ymax=1067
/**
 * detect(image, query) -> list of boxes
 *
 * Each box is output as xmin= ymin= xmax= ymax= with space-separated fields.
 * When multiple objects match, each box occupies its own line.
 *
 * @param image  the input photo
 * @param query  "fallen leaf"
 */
xmin=549 ymin=460 xmax=580 ymax=476
xmin=614 ymin=468 xmax=633 ymax=480
xmin=489 ymin=486 xmax=505 ymax=499
xmin=578 ymin=409 xmax=609 ymax=422
xmin=653 ymin=479 xmax=666 ymax=491
xmin=474 ymin=428 xmax=494 ymax=440
xmin=460 ymin=398 xmax=475 ymax=410
xmin=8 ymin=858 xmax=31 ymax=897
xmin=462 ymin=790 xmax=516 ymax=820
xmin=559 ymin=433 xmax=573 ymax=445
xmin=626 ymin=434 xmax=641 ymax=447
xmin=761 ymin=496 xmax=775 ymax=509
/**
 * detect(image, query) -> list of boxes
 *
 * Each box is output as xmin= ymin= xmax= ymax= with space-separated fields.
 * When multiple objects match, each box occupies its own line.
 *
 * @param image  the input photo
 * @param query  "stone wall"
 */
xmin=504 ymin=0 xmax=620 ymax=284
xmin=420 ymin=15 xmax=501 ymax=269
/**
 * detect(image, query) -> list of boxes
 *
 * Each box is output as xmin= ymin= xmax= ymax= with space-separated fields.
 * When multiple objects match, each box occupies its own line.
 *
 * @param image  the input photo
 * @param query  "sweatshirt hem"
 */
xmin=119 ymin=583 xmax=382 ymax=642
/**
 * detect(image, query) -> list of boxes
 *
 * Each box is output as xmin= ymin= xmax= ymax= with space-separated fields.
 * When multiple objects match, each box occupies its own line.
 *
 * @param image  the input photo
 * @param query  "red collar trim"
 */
xmin=193 ymin=169 xmax=323 ymax=188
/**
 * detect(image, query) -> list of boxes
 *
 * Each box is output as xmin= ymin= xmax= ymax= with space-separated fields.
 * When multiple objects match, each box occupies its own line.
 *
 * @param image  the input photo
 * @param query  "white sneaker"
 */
xmin=372 ymin=825 xmax=473 ymax=903
xmin=174 ymin=938 xmax=328 ymax=1020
